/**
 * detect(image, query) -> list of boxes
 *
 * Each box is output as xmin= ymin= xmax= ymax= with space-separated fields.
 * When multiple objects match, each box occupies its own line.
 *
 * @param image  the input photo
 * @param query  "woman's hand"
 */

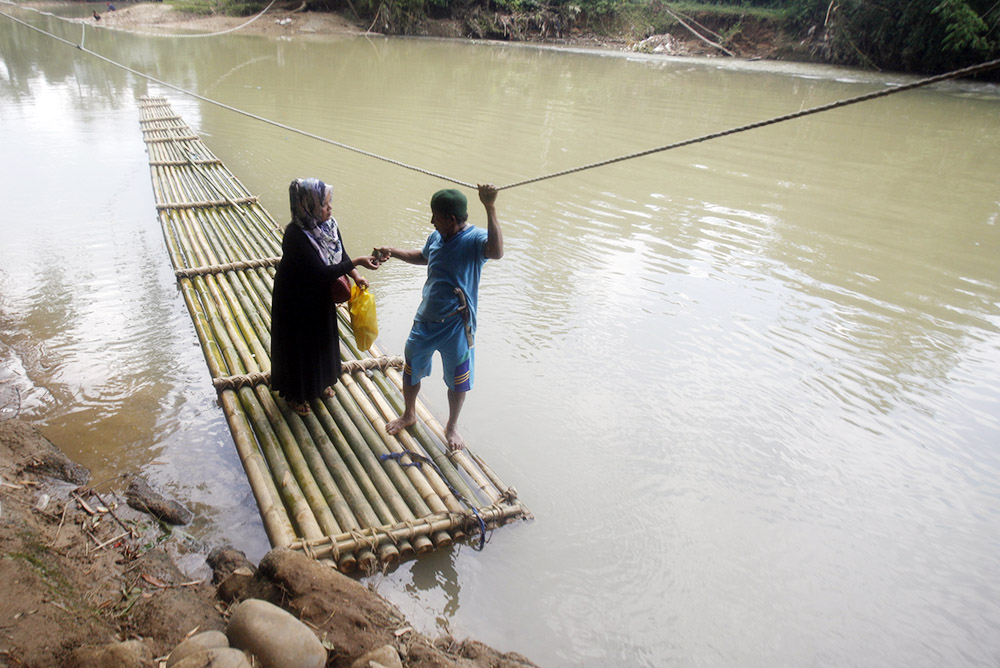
xmin=353 ymin=255 xmax=380 ymax=271
xmin=354 ymin=275 xmax=370 ymax=289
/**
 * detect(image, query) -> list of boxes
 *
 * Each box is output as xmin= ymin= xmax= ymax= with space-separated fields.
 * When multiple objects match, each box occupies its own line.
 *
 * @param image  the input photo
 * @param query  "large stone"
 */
xmin=125 ymin=474 xmax=193 ymax=525
xmin=227 ymin=598 xmax=327 ymax=668
xmin=170 ymin=647 xmax=253 ymax=668
xmin=166 ymin=630 xmax=230 ymax=667
xmin=206 ymin=546 xmax=255 ymax=584
xmin=351 ymin=644 xmax=404 ymax=668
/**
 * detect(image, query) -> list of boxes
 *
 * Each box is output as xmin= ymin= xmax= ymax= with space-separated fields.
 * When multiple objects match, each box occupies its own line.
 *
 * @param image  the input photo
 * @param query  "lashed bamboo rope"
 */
xmin=138 ymin=97 xmax=527 ymax=570
xmin=175 ymin=257 xmax=281 ymax=278
xmin=157 ymin=196 xmax=258 ymax=210
xmin=288 ymin=503 xmax=528 ymax=561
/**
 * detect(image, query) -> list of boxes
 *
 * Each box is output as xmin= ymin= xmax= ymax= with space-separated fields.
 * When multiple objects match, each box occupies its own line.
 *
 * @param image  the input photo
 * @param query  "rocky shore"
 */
xmin=0 ymin=418 xmax=538 ymax=667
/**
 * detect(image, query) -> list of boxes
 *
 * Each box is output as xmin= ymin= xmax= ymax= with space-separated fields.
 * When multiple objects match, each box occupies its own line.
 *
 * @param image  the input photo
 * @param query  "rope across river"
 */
xmin=2 ymin=6 xmax=999 ymax=191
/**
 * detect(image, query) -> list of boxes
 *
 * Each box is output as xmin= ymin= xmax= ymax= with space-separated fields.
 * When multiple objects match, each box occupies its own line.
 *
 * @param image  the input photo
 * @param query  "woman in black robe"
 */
xmin=270 ymin=178 xmax=379 ymax=416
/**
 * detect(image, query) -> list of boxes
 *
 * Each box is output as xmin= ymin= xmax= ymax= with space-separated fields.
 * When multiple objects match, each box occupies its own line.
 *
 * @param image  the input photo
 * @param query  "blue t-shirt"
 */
xmin=414 ymin=225 xmax=489 ymax=330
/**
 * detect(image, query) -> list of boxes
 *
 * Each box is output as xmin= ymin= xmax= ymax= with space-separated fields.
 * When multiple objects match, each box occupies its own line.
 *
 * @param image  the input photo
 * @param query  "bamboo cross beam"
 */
xmin=145 ymin=135 xmax=201 ymax=143
xmin=288 ymin=502 xmax=527 ymax=561
xmin=149 ymin=158 xmax=224 ymax=166
xmin=156 ymin=196 xmax=258 ymax=210
xmin=175 ymin=257 xmax=281 ymax=279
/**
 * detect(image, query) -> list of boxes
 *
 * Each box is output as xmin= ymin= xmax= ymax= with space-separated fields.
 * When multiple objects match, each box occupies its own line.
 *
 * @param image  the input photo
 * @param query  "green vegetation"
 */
xmin=173 ymin=0 xmax=266 ymax=16
xmin=830 ymin=0 xmax=999 ymax=72
xmin=199 ymin=0 xmax=999 ymax=74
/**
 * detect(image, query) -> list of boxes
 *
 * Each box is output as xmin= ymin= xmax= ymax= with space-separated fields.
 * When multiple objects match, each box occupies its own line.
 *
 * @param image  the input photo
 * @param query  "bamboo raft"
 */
xmin=138 ymin=96 xmax=530 ymax=572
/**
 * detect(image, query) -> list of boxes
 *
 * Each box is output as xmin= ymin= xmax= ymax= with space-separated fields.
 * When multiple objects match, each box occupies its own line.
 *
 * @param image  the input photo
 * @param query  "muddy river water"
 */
xmin=2 ymin=5 xmax=1000 ymax=666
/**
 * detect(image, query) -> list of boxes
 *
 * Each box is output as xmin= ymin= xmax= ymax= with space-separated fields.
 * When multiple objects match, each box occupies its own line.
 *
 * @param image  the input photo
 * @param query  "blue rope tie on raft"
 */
xmin=379 ymin=450 xmax=488 ymax=551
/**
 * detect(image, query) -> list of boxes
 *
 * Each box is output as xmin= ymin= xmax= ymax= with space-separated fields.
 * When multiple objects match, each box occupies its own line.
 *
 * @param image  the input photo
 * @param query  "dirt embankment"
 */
xmin=0 ymin=418 xmax=537 ymax=668
xmin=93 ymin=2 xmax=365 ymax=38
xmin=91 ymin=2 xmax=810 ymax=62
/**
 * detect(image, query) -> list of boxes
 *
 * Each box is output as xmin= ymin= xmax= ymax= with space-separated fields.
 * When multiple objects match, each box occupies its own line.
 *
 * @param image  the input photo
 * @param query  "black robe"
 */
xmin=270 ymin=223 xmax=354 ymax=403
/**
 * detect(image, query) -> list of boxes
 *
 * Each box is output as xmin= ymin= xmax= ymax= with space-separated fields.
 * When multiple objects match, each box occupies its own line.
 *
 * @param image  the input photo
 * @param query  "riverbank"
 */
xmin=90 ymin=1 xmax=812 ymax=62
xmin=0 ymin=418 xmax=538 ymax=667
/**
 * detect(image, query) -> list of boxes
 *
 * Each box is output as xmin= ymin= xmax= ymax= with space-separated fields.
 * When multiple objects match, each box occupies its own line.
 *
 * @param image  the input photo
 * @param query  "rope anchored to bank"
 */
xmin=2 ymin=8 xmax=998 ymax=193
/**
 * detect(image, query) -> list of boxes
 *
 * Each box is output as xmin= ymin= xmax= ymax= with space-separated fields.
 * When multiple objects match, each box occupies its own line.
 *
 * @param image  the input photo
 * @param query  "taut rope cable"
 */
xmin=0 ymin=10 xmax=475 ymax=188
xmin=498 ymin=56 xmax=1000 ymax=190
xmin=2 ymin=7 xmax=999 ymax=191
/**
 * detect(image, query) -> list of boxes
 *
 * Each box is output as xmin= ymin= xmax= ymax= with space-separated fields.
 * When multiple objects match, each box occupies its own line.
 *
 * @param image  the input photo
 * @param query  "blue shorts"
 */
xmin=402 ymin=317 xmax=475 ymax=392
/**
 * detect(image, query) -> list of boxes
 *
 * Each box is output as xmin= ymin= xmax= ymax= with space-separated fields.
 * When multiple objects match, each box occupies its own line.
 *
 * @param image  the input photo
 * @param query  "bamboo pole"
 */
xmin=250 ymin=384 xmax=359 ymax=571
xmin=352 ymin=370 xmax=465 ymax=514
xmin=321 ymin=387 xmax=412 ymax=524
xmin=217 ymin=389 xmax=296 ymax=547
xmin=305 ymin=401 xmax=402 ymax=564
xmin=279 ymin=397 xmax=390 ymax=570
xmin=328 ymin=383 xmax=437 ymax=554
xmin=368 ymin=370 xmax=483 ymax=507
xmin=166 ymin=243 xmax=338 ymax=563
xmin=337 ymin=374 xmax=454 ymax=549
xmin=173 ymin=211 xmax=269 ymax=368
xmin=362 ymin=338 xmax=502 ymax=507
xmin=339 ymin=373 xmax=448 ymax=515
xmin=159 ymin=197 xmax=332 ymax=555
xmin=161 ymin=204 xmax=298 ymax=545
xmin=235 ymin=385 xmax=323 ymax=540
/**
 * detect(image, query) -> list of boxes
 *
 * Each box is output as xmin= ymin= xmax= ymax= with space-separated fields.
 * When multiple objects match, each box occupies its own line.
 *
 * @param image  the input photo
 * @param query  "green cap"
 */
xmin=430 ymin=189 xmax=468 ymax=219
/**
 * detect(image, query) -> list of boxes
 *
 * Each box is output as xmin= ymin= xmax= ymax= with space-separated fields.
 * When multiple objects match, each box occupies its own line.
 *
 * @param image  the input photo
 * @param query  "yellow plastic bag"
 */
xmin=348 ymin=284 xmax=378 ymax=351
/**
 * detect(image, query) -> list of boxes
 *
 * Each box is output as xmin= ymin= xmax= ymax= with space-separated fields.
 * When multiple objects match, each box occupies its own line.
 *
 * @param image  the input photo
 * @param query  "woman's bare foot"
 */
xmin=385 ymin=414 xmax=416 ymax=436
xmin=323 ymin=386 xmax=335 ymax=398
xmin=289 ymin=400 xmax=311 ymax=416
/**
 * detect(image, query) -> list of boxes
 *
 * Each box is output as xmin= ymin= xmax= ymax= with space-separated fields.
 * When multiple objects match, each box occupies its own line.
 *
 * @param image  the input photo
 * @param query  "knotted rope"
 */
xmin=210 ymin=356 xmax=404 ymax=392
xmin=379 ymin=450 xmax=489 ymax=550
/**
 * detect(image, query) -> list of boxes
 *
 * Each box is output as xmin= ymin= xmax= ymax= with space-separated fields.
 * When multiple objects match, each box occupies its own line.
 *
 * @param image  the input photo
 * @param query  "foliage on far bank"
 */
xmin=182 ymin=0 xmax=1000 ymax=75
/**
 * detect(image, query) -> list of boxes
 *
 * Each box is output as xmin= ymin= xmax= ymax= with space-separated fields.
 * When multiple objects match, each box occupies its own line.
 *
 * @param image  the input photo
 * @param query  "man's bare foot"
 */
xmin=445 ymin=426 xmax=465 ymax=452
xmin=385 ymin=414 xmax=417 ymax=436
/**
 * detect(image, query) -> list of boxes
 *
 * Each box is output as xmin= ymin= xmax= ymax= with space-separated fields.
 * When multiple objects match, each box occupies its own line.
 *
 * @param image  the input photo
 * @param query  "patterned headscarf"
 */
xmin=288 ymin=178 xmax=343 ymax=265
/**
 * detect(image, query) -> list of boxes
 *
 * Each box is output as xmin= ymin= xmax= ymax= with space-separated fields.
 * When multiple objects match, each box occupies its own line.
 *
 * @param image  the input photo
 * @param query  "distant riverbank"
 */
xmin=87 ymin=1 xmax=814 ymax=63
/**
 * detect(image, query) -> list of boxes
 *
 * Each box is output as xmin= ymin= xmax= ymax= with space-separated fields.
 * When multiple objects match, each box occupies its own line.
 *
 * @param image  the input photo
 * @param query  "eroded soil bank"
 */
xmin=89 ymin=2 xmax=811 ymax=62
xmin=0 ymin=418 xmax=538 ymax=667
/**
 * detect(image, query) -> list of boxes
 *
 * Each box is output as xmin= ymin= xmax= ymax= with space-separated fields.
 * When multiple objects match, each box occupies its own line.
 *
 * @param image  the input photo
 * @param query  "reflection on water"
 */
xmin=2 ymin=8 xmax=1000 ymax=667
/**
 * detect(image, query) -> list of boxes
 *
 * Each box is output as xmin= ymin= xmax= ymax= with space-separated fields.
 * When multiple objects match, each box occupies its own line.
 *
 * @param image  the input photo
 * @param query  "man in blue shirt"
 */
xmin=377 ymin=184 xmax=503 ymax=451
